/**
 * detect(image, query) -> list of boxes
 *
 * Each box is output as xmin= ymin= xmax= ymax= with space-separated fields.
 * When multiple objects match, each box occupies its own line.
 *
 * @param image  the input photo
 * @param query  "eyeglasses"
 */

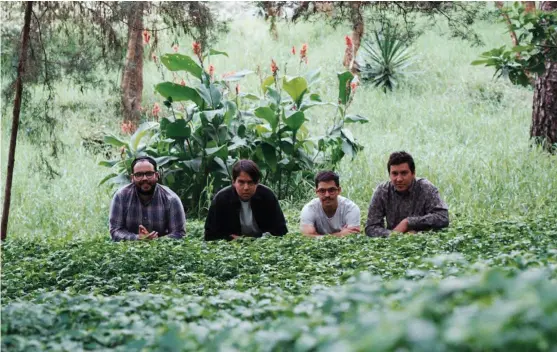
xmin=317 ymin=187 xmax=339 ymax=195
xmin=133 ymin=171 xmax=156 ymax=179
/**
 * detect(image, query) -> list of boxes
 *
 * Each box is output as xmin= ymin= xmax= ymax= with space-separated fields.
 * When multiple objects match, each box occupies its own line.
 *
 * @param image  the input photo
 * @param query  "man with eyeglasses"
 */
xmin=300 ymin=171 xmax=361 ymax=237
xmin=204 ymin=159 xmax=288 ymax=241
xmin=109 ymin=156 xmax=186 ymax=241
xmin=365 ymin=151 xmax=449 ymax=237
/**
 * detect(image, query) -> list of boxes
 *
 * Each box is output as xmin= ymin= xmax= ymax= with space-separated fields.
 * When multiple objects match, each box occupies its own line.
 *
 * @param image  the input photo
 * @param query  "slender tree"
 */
xmin=2 ymin=1 xmax=33 ymax=240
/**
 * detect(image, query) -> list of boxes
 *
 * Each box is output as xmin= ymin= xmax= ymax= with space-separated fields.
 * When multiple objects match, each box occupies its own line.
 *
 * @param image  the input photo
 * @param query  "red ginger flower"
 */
xmin=143 ymin=30 xmax=151 ymax=45
xmin=152 ymin=102 xmax=161 ymax=117
xmin=350 ymin=76 xmax=359 ymax=93
xmin=291 ymin=46 xmax=296 ymax=55
xmin=208 ymin=64 xmax=215 ymax=78
xmin=271 ymin=59 xmax=279 ymax=74
xmin=300 ymin=43 xmax=308 ymax=64
xmin=345 ymin=35 xmax=353 ymax=48
xmin=121 ymin=121 xmax=134 ymax=135
xmin=192 ymin=41 xmax=202 ymax=56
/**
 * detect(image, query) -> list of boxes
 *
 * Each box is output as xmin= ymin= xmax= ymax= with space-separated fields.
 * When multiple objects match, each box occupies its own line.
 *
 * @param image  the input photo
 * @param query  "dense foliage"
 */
xmin=2 ymin=216 xmax=557 ymax=351
xmin=100 ymin=47 xmax=367 ymax=215
xmin=472 ymin=3 xmax=557 ymax=86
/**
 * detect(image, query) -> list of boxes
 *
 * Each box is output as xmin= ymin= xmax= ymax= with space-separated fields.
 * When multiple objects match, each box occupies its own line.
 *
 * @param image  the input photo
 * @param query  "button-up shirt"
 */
xmin=109 ymin=183 xmax=186 ymax=241
xmin=365 ymin=178 xmax=449 ymax=237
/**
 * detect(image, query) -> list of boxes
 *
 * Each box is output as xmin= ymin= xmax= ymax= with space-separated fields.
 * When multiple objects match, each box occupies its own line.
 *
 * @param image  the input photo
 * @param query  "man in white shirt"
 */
xmin=300 ymin=171 xmax=361 ymax=237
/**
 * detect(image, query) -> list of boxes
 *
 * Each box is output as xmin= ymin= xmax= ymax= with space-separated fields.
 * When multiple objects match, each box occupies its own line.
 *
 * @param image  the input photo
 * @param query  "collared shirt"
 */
xmin=109 ymin=183 xmax=186 ymax=241
xmin=365 ymin=178 xmax=449 ymax=237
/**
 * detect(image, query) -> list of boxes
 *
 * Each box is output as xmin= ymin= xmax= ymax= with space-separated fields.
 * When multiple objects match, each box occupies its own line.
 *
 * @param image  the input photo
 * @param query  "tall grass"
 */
xmin=1 ymin=16 xmax=556 ymax=239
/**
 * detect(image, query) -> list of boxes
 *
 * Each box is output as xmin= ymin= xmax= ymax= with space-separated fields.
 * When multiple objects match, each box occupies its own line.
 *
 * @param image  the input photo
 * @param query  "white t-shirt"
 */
xmin=300 ymin=196 xmax=361 ymax=235
xmin=240 ymin=200 xmax=261 ymax=236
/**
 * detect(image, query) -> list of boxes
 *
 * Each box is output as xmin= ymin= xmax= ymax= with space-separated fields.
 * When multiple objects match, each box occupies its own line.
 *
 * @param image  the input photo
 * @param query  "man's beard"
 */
xmin=136 ymin=182 xmax=156 ymax=195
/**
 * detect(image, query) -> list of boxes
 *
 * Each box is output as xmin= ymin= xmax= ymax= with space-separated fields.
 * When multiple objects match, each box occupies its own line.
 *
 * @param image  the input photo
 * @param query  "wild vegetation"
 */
xmin=1 ymin=2 xmax=557 ymax=351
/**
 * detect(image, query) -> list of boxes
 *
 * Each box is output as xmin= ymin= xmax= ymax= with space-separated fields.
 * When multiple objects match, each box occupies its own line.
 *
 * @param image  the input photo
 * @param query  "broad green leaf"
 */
xmin=262 ymin=76 xmax=275 ymax=94
xmin=229 ymin=136 xmax=247 ymax=150
xmin=103 ymin=135 xmax=127 ymax=148
xmin=196 ymin=84 xmax=222 ymax=109
xmin=310 ymin=93 xmax=322 ymax=101
xmin=205 ymin=145 xmax=228 ymax=159
xmin=266 ymin=87 xmax=281 ymax=106
xmin=182 ymin=158 xmax=202 ymax=172
xmin=98 ymin=172 xmax=119 ymax=186
xmin=212 ymin=157 xmax=229 ymax=176
xmin=304 ymin=69 xmax=321 ymax=87
xmin=337 ymin=71 xmax=354 ymax=105
xmin=284 ymin=111 xmax=306 ymax=131
xmin=98 ymin=160 xmax=119 ymax=168
xmin=344 ymin=114 xmax=369 ymax=124
xmin=209 ymin=49 xmax=229 ymax=57
xmin=130 ymin=122 xmax=158 ymax=153
xmin=221 ymin=70 xmax=254 ymax=82
xmin=155 ymin=82 xmax=204 ymax=107
xmin=154 ymin=156 xmax=179 ymax=167
xmin=160 ymin=54 xmax=203 ymax=79
xmin=283 ymin=76 xmax=308 ymax=106
xmin=260 ymin=143 xmax=277 ymax=171
xmin=239 ymin=93 xmax=260 ymax=100
xmin=255 ymin=107 xmax=278 ymax=131
xmin=164 ymin=119 xmax=191 ymax=139
xmin=341 ymin=128 xmax=356 ymax=144
xmin=223 ymin=101 xmax=238 ymax=126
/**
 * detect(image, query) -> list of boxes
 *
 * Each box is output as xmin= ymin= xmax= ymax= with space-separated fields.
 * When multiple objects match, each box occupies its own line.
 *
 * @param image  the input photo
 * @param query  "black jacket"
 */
xmin=204 ymin=185 xmax=288 ymax=241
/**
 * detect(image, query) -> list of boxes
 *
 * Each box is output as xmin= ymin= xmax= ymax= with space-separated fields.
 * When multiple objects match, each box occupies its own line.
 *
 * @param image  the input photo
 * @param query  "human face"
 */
xmin=389 ymin=163 xmax=415 ymax=192
xmin=233 ymin=171 xmax=258 ymax=201
xmin=132 ymin=161 xmax=159 ymax=195
xmin=316 ymin=180 xmax=341 ymax=206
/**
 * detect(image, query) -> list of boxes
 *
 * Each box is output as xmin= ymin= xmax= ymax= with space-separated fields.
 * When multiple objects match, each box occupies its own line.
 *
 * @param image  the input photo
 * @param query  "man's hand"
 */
xmin=230 ymin=234 xmax=242 ymax=240
xmin=331 ymin=225 xmax=360 ymax=237
xmin=392 ymin=218 xmax=411 ymax=234
xmin=138 ymin=225 xmax=158 ymax=240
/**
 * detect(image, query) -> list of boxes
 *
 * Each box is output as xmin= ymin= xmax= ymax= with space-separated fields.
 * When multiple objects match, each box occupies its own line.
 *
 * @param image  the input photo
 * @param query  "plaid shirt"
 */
xmin=365 ymin=178 xmax=449 ymax=237
xmin=109 ymin=183 xmax=186 ymax=241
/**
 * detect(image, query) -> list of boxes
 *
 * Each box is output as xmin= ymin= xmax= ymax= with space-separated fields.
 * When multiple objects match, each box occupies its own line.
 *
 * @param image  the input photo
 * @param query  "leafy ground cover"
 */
xmin=2 ymin=216 xmax=557 ymax=351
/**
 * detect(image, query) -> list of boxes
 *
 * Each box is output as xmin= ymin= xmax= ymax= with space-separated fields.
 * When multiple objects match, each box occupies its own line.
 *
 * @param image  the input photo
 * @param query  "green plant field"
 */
xmin=2 ymin=13 xmax=557 ymax=351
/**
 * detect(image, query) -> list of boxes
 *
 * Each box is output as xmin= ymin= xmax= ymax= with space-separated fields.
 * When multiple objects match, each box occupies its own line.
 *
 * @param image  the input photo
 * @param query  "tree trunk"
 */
xmin=530 ymin=1 xmax=557 ymax=152
xmin=1 ymin=1 xmax=33 ymax=241
xmin=121 ymin=2 xmax=144 ymax=132
xmin=343 ymin=2 xmax=364 ymax=74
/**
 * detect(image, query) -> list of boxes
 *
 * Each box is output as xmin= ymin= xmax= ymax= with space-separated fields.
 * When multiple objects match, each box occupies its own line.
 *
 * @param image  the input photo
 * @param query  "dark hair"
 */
xmin=387 ymin=151 xmax=415 ymax=173
xmin=315 ymin=171 xmax=340 ymax=188
xmin=232 ymin=160 xmax=261 ymax=183
xmin=131 ymin=156 xmax=158 ymax=173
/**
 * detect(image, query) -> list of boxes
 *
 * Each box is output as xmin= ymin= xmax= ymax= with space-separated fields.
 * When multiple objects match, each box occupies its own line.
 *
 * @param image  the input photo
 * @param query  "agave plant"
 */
xmin=357 ymin=28 xmax=414 ymax=92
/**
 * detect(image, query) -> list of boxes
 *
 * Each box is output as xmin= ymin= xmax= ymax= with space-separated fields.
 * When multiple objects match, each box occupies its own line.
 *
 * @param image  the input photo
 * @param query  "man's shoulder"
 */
xmin=374 ymin=181 xmax=391 ymax=193
xmin=415 ymin=178 xmax=438 ymax=191
xmin=338 ymin=196 xmax=359 ymax=210
xmin=302 ymin=198 xmax=321 ymax=211
xmin=157 ymin=184 xmax=181 ymax=201
xmin=214 ymin=185 xmax=234 ymax=201
xmin=114 ymin=183 xmax=135 ymax=198
xmin=255 ymin=184 xmax=276 ymax=197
